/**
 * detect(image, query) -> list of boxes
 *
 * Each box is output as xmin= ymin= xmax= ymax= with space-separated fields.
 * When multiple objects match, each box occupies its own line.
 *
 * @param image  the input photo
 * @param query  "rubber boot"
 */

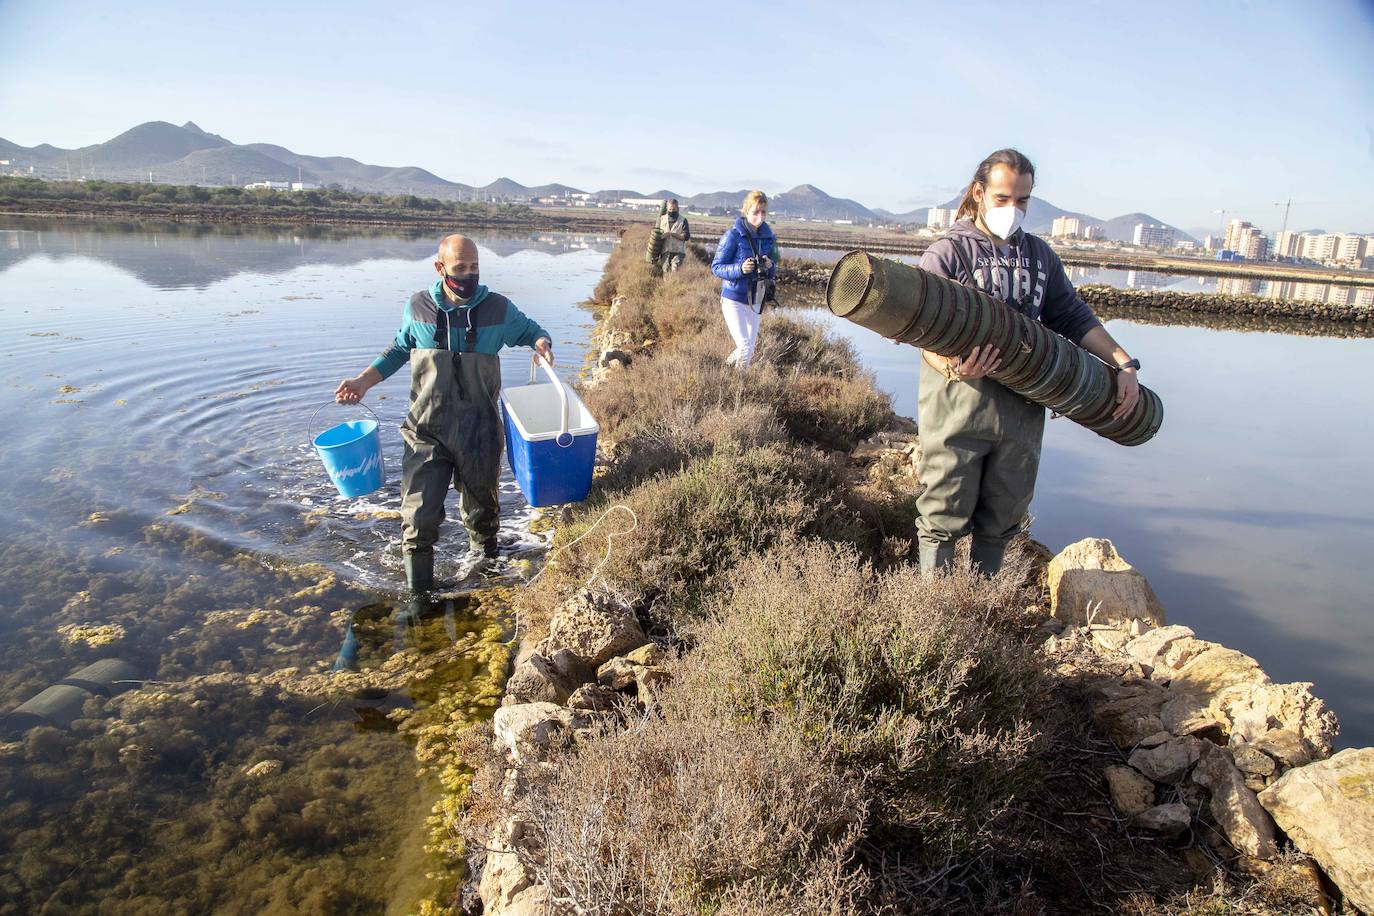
xmin=404 ymin=549 xmax=435 ymax=593
xmin=969 ymin=539 xmax=1007 ymax=579
xmin=918 ymin=541 xmax=956 ymax=577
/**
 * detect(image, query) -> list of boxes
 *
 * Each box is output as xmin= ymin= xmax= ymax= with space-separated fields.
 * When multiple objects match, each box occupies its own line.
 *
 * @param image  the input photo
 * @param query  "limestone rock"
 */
xmin=1259 ymin=747 xmax=1374 ymax=914
xmin=623 ymin=642 xmax=666 ymax=666
xmin=1232 ymin=746 xmax=1277 ymax=779
xmin=1129 ymin=736 xmax=1205 ymax=784
xmin=1151 ymin=636 xmax=1212 ymax=679
xmin=479 ymin=834 xmax=541 ymax=916
xmin=1160 ymin=646 xmax=1271 ymax=740
xmin=505 ymin=653 xmax=579 ymax=706
xmin=1089 ymin=678 xmax=1170 ymax=748
xmin=1131 ymin=802 xmax=1191 ymax=838
xmin=494 ymin=702 xmax=576 ymax=765
xmin=1192 ymin=744 xmax=1279 ymax=859
xmin=1249 ymin=728 xmax=1315 ymax=769
xmin=1215 ymin=683 xmax=1338 ymax=759
xmin=597 ymin=656 xmax=639 ymax=691
xmin=1124 ymin=625 xmax=1195 ymax=668
xmin=567 ymin=683 xmax=620 ymax=712
xmin=543 ymin=588 xmax=647 ymax=669
xmin=1169 ymin=646 xmax=1269 ymax=696
xmin=1046 ymin=538 xmax=1166 ymax=627
xmin=1105 ymin=765 xmax=1156 ymax=817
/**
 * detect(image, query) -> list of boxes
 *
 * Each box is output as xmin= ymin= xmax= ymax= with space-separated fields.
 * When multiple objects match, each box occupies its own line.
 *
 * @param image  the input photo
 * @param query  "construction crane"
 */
xmin=1274 ymin=198 xmax=1295 ymax=234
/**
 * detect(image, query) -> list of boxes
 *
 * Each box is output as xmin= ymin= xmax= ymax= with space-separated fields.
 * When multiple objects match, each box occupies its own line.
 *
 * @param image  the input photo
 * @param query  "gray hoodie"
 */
xmin=918 ymin=218 xmax=1101 ymax=345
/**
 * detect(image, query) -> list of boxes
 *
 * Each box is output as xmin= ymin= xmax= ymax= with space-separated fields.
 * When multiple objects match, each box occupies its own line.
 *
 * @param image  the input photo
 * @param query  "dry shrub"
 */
xmin=520 ymin=446 xmax=869 ymax=639
xmin=679 ymin=540 xmax=1044 ymax=861
xmin=587 ymin=324 xmax=891 ymax=456
xmin=519 ymin=711 xmax=872 ymax=916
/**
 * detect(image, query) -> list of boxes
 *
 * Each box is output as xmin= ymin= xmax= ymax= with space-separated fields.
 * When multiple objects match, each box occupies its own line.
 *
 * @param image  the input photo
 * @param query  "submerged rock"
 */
xmin=1259 ymin=747 xmax=1374 ymax=914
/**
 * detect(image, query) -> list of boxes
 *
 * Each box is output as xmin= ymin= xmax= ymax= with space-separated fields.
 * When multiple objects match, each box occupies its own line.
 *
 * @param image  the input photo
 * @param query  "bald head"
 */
xmin=437 ymin=234 xmax=478 ymax=263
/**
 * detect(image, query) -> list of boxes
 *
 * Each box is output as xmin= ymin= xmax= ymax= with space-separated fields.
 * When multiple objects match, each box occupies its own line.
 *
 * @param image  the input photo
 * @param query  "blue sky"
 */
xmin=2 ymin=0 xmax=1372 ymax=233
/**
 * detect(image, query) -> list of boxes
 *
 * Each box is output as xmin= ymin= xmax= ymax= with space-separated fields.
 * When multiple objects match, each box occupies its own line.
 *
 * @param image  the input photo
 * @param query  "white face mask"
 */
xmin=983 ymin=202 xmax=1026 ymax=240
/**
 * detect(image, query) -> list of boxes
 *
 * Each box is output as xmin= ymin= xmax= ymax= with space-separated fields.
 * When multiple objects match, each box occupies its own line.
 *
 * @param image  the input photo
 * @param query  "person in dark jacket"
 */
xmin=915 ymin=149 xmax=1141 ymax=577
xmin=711 ymin=190 xmax=777 ymax=367
xmin=335 ymin=234 xmax=553 ymax=593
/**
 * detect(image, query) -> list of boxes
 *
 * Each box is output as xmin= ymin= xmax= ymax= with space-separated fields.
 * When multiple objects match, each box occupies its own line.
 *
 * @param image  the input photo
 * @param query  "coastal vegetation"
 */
xmin=445 ymin=227 xmax=1334 ymax=913
xmin=0 ymin=176 xmax=535 ymax=225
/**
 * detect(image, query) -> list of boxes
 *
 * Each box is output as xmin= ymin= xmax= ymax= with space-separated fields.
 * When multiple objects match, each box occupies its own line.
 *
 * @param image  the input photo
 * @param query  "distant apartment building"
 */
xmin=1301 ymin=234 xmax=1340 ymax=262
xmin=1336 ymin=234 xmax=1370 ymax=263
xmin=1176 ymin=239 xmax=1197 ymax=250
xmin=1355 ymin=288 xmax=1374 ymax=308
xmin=289 ymin=181 xmax=319 ymax=191
xmin=1132 ymin=223 xmax=1176 ymax=248
xmin=1274 ymin=230 xmax=1303 ymax=259
xmin=245 ymin=181 xmax=290 ymax=191
xmin=1222 ymin=223 xmax=1269 ymax=261
xmin=1223 ymin=218 xmax=1253 ymax=252
xmin=1081 ymin=225 xmax=1102 ymax=240
xmin=1051 ymin=216 xmax=1083 ymax=238
xmin=927 ymin=207 xmax=957 ymax=230
xmin=1203 ymin=235 xmax=1219 ymax=251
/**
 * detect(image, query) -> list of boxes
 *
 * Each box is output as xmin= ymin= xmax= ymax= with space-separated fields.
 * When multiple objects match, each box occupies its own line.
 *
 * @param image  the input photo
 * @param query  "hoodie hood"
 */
xmin=945 ymin=217 xmax=1025 ymax=250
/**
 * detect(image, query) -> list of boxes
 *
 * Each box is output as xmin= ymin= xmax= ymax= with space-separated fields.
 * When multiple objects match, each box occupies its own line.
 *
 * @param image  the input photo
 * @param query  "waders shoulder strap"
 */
xmin=948 ymin=238 xmax=978 ymax=288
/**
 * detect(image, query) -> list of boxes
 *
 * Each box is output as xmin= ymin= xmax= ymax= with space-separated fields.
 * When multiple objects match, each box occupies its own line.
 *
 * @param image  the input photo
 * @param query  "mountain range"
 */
xmin=0 ymin=120 xmax=1195 ymax=243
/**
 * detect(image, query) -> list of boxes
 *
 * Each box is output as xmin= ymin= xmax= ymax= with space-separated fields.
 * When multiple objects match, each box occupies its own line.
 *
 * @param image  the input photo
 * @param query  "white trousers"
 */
xmin=720 ymin=297 xmax=762 ymax=367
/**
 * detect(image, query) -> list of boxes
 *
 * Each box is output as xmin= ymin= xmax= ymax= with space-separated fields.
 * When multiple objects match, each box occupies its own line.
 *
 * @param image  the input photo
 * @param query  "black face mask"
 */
xmin=667 ymin=210 xmax=679 ymax=219
xmin=443 ymin=271 xmax=479 ymax=300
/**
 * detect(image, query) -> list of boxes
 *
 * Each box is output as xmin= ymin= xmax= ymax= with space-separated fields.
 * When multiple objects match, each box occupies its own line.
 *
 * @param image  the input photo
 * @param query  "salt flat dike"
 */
xmin=443 ymin=226 xmax=1372 ymax=915
xmin=779 ymin=259 xmax=1374 ymax=328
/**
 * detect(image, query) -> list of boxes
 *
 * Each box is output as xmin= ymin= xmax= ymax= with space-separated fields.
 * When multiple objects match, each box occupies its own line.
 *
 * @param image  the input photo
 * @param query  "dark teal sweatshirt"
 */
xmin=370 ymin=279 xmax=552 ymax=380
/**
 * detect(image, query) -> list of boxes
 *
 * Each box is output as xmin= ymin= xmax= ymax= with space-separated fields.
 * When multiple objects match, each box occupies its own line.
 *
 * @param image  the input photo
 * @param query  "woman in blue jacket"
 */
xmin=711 ymin=190 xmax=777 ymax=368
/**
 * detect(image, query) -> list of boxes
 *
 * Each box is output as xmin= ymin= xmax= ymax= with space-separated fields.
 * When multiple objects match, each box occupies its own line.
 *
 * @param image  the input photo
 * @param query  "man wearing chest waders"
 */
xmin=335 ymin=234 xmax=554 ymax=593
xmin=916 ymin=149 xmax=1141 ymax=577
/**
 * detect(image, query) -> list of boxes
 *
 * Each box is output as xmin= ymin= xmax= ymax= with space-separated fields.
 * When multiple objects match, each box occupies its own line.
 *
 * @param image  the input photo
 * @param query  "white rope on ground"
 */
xmin=505 ymin=504 xmax=639 ymax=645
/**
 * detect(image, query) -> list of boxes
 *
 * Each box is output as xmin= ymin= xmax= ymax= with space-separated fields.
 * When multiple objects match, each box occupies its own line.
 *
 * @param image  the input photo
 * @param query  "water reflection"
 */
xmin=0 ymin=220 xmax=605 ymax=912
xmin=0 ymin=217 xmax=618 ymax=290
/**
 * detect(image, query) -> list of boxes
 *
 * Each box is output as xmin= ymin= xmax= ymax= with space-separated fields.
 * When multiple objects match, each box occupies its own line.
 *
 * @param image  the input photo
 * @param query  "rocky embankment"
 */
xmin=777 ymin=258 xmax=1373 ymax=325
xmin=1043 ymin=539 xmax=1371 ymax=912
xmin=1078 ymin=284 xmax=1372 ymax=324
xmin=463 ymin=232 xmax=1372 ymax=915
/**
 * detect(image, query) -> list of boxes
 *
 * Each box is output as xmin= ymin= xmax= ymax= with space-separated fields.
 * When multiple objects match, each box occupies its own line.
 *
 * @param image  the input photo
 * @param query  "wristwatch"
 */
xmin=1117 ymin=358 xmax=1141 ymax=371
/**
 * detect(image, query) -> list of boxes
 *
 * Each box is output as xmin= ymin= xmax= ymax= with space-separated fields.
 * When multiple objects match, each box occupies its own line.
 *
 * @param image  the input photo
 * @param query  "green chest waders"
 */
xmin=399 ymin=306 xmax=505 ymax=590
xmin=915 ymin=254 xmax=1047 ymax=577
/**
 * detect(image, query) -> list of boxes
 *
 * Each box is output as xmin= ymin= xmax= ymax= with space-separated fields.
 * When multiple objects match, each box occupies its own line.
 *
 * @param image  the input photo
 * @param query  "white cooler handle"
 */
xmin=529 ymin=354 xmax=573 ymax=448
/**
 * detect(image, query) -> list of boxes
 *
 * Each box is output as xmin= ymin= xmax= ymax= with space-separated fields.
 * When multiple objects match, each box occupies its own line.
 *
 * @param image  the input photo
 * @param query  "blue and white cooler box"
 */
xmin=501 ymin=357 xmax=599 ymax=507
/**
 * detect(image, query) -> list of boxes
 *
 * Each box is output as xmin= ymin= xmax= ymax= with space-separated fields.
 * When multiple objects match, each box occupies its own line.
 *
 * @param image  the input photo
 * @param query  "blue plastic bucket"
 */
xmin=311 ymin=404 xmax=385 ymax=498
xmin=501 ymin=358 xmax=598 ymax=507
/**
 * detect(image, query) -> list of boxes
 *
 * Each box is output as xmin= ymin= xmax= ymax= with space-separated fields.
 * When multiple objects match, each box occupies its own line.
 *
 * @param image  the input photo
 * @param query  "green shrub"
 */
xmin=680 ymin=540 xmax=1044 ymax=857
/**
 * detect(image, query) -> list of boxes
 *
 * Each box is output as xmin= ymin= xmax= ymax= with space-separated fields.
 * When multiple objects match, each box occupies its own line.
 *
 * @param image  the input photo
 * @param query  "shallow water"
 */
xmin=807 ymin=305 xmax=1374 ymax=748
xmin=0 ymin=219 xmax=612 ymax=913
